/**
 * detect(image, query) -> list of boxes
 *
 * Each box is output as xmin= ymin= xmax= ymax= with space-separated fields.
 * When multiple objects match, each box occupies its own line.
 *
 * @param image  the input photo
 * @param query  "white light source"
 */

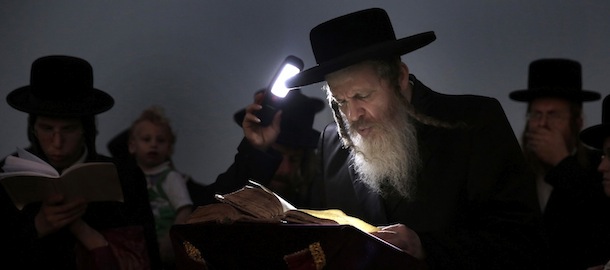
xmin=256 ymin=55 xmax=304 ymax=126
xmin=270 ymin=63 xmax=301 ymax=98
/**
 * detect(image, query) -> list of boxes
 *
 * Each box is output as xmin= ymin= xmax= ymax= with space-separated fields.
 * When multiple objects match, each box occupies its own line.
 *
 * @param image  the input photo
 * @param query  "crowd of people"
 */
xmin=0 ymin=7 xmax=608 ymax=270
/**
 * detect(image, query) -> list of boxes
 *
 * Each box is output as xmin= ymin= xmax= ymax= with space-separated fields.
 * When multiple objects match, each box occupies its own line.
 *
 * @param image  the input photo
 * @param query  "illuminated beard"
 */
xmin=345 ymin=99 xmax=419 ymax=199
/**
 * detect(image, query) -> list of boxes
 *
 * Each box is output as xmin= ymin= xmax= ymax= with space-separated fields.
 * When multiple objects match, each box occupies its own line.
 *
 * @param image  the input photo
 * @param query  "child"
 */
xmin=128 ymin=105 xmax=193 ymax=269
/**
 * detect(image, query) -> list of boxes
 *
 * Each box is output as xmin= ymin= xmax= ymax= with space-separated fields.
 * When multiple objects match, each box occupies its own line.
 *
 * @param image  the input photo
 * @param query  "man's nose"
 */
xmin=345 ymin=101 xmax=364 ymax=122
xmin=51 ymin=132 xmax=65 ymax=147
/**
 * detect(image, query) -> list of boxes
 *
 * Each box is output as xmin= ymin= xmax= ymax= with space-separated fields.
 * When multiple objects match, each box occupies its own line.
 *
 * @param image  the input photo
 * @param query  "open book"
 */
xmin=0 ymin=148 xmax=124 ymax=210
xmin=187 ymin=180 xmax=379 ymax=233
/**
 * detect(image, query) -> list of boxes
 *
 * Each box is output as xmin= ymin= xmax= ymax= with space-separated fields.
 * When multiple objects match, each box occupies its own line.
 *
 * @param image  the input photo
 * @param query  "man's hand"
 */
xmin=69 ymin=218 xmax=108 ymax=250
xmin=525 ymin=126 xmax=570 ymax=166
xmin=242 ymin=91 xmax=282 ymax=151
xmin=371 ymin=223 xmax=425 ymax=260
xmin=35 ymin=193 xmax=87 ymax=237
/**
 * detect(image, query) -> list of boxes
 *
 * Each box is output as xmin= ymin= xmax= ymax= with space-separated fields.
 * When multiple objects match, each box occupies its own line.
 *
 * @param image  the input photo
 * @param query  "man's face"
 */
xmin=34 ymin=116 xmax=85 ymax=169
xmin=326 ymin=61 xmax=419 ymax=199
xmin=267 ymin=143 xmax=306 ymax=196
xmin=525 ymin=97 xmax=577 ymax=151
xmin=599 ymin=137 xmax=610 ymax=197
xmin=527 ymin=98 xmax=573 ymax=134
xmin=327 ymin=62 xmax=397 ymax=140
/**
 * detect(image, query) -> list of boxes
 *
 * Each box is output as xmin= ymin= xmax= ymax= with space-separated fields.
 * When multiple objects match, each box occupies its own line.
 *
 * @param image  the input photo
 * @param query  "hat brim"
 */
xmin=509 ymin=88 xmax=601 ymax=102
xmin=580 ymin=124 xmax=610 ymax=150
xmin=287 ymin=31 xmax=436 ymax=88
xmin=7 ymin=85 xmax=114 ymax=117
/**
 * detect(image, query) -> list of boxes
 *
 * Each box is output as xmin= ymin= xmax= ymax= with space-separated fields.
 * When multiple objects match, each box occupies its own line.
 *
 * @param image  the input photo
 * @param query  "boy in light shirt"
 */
xmin=129 ymin=105 xmax=193 ymax=269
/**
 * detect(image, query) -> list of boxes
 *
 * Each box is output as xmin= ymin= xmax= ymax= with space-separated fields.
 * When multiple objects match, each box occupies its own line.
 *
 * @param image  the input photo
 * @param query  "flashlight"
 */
xmin=256 ymin=55 xmax=304 ymax=126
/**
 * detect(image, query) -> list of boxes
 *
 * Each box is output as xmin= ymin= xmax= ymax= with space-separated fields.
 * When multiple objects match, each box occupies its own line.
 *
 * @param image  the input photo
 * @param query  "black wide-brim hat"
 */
xmin=6 ymin=55 xmax=114 ymax=117
xmin=286 ymin=8 xmax=436 ymax=88
xmin=509 ymin=58 xmax=600 ymax=102
xmin=234 ymin=89 xmax=325 ymax=149
xmin=580 ymin=95 xmax=610 ymax=150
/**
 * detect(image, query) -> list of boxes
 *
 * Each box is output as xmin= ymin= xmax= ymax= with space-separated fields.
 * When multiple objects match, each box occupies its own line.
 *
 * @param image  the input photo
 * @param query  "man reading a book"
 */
xmin=240 ymin=8 xmax=547 ymax=269
xmin=0 ymin=55 xmax=162 ymax=269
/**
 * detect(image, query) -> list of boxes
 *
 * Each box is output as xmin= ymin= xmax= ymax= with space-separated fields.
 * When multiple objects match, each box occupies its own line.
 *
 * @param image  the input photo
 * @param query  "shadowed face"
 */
xmin=33 ymin=116 xmax=85 ymax=170
xmin=129 ymin=120 xmax=173 ymax=169
xmin=525 ymin=97 xmax=578 ymax=151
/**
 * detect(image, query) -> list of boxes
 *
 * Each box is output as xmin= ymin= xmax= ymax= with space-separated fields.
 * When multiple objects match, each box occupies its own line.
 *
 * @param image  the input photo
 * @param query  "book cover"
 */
xmin=175 ymin=181 xmax=426 ymax=269
xmin=171 ymin=222 xmax=424 ymax=270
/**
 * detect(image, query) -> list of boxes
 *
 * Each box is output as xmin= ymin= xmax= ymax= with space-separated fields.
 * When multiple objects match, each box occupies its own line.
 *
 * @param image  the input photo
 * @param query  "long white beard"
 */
xmin=346 ymin=101 xmax=419 ymax=199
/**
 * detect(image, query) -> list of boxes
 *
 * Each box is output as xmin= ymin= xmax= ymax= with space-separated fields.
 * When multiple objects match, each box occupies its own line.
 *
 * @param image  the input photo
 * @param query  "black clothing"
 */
xmin=0 ymin=148 xmax=162 ymax=269
xmin=307 ymin=75 xmax=547 ymax=269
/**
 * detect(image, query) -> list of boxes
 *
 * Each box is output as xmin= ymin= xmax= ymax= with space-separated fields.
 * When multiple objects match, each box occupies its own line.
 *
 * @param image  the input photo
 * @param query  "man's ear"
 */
xmin=398 ymin=62 xmax=412 ymax=101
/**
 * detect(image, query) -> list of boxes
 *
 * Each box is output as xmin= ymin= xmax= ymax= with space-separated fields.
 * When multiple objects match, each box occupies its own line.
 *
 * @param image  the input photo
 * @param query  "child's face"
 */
xmin=129 ymin=120 xmax=173 ymax=169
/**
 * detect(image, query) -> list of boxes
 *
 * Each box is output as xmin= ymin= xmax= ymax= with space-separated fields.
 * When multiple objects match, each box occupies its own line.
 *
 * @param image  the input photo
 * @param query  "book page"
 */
xmin=298 ymin=209 xmax=380 ymax=233
xmin=1 ymin=155 xmax=58 ymax=176
xmin=247 ymin=179 xmax=296 ymax=212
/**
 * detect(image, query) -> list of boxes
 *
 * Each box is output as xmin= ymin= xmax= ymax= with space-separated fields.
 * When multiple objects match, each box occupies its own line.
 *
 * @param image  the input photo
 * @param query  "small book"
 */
xmin=187 ymin=180 xmax=379 ymax=233
xmin=0 ymin=149 xmax=124 ymax=210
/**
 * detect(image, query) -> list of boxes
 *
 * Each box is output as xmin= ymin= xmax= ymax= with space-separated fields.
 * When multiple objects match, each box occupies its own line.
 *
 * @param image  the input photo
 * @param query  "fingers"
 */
xmin=242 ymin=99 xmax=281 ymax=151
xmin=243 ymin=103 xmax=263 ymax=127
xmin=36 ymin=195 xmax=87 ymax=237
xmin=370 ymin=223 xmax=425 ymax=260
xmin=271 ymin=110 xmax=282 ymax=130
xmin=254 ymin=91 xmax=265 ymax=104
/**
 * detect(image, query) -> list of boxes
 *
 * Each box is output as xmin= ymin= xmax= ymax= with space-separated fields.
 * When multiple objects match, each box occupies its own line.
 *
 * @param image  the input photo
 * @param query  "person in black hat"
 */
xmin=240 ymin=7 xmax=545 ymax=269
xmin=0 ymin=55 xmax=162 ymax=269
xmin=579 ymin=95 xmax=610 ymax=269
xmin=510 ymin=58 xmax=603 ymax=269
xmin=202 ymin=88 xmax=325 ymax=207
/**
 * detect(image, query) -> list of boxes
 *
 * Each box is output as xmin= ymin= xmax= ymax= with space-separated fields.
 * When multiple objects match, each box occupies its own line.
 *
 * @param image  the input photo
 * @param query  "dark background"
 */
xmin=1 ymin=1 xmax=608 ymax=185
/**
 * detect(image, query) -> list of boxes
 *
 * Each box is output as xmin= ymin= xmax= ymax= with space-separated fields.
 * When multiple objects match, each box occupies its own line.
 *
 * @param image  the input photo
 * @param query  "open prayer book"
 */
xmin=187 ymin=180 xmax=379 ymax=233
xmin=0 ymin=148 xmax=124 ymax=210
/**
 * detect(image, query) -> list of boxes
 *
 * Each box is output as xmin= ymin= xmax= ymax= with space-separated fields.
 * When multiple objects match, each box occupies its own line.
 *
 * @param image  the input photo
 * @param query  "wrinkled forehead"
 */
xmin=326 ymin=64 xmax=385 ymax=98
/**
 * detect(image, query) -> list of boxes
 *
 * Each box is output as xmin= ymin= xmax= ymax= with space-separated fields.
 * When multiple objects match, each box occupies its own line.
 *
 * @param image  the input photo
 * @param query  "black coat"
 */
xmin=543 ymin=149 xmax=609 ymax=269
xmin=308 ymin=75 xmax=547 ymax=269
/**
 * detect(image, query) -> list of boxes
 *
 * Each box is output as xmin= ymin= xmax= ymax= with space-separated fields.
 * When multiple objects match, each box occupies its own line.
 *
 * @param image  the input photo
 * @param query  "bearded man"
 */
xmin=243 ymin=8 xmax=546 ymax=270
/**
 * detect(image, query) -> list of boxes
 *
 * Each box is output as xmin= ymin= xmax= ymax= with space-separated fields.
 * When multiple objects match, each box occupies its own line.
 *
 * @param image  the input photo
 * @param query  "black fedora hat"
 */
xmin=286 ymin=8 xmax=436 ymax=88
xmin=580 ymin=95 xmax=610 ymax=150
xmin=6 ymin=55 xmax=114 ymax=117
xmin=509 ymin=58 xmax=600 ymax=102
xmin=234 ymin=89 xmax=325 ymax=149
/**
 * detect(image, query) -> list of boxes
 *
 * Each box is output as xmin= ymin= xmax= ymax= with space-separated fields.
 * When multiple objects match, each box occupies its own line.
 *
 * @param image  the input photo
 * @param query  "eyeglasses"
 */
xmin=526 ymin=111 xmax=570 ymax=125
xmin=34 ymin=124 xmax=83 ymax=139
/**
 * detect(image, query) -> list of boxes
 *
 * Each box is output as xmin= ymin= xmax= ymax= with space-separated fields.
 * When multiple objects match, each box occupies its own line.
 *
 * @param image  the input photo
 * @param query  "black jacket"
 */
xmin=308 ymin=75 xmax=547 ymax=269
